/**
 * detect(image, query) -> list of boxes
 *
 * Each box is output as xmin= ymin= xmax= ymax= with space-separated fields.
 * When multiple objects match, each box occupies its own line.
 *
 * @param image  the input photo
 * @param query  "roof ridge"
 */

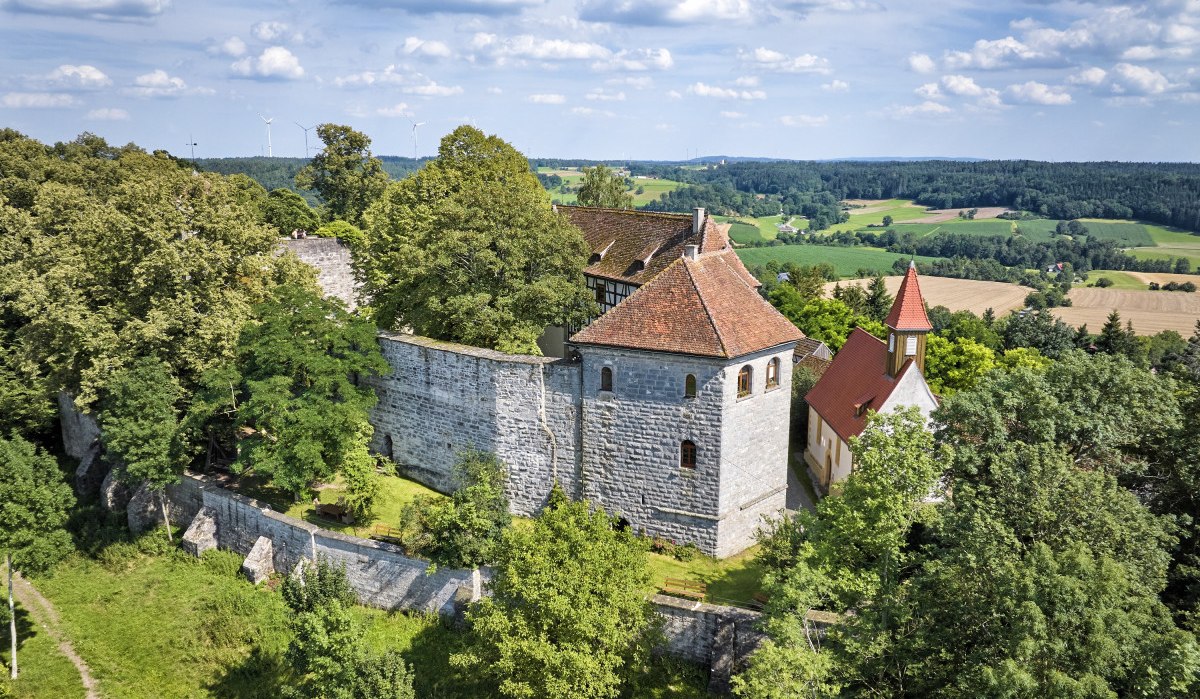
xmin=557 ymin=204 xmax=691 ymax=221
xmin=684 ymin=256 xmax=729 ymax=358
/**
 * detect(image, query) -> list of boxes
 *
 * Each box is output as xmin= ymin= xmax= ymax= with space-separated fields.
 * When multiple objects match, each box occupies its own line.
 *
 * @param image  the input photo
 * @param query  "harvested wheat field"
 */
xmin=1054 ymin=288 xmax=1200 ymax=335
xmin=823 ymin=276 xmax=1029 ymax=315
xmin=1120 ymin=271 xmax=1200 ymax=286
xmin=904 ymin=206 xmax=1010 ymax=224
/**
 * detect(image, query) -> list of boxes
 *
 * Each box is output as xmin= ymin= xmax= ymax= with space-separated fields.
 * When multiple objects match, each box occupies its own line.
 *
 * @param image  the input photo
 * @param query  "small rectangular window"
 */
xmin=595 ymin=280 xmax=607 ymax=305
xmin=680 ymin=441 xmax=697 ymax=469
xmin=905 ymin=336 xmax=918 ymax=356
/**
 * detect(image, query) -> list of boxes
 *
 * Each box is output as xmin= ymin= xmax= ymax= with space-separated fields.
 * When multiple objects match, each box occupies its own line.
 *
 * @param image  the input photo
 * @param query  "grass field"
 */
xmin=717 ymin=214 xmax=809 ymax=244
xmin=1085 ymin=270 xmax=1145 ymax=290
xmin=824 ymin=276 xmax=1031 ymax=316
xmin=842 ymin=198 xmax=930 ymax=228
xmin=737 ymin=245 xmax=935 ymax=278
xmin=647 ymin=546 xmax=764 ymax=608
xmin=28 ymin=544 xmax=714 ymax=699
xmin=539 ymin=167 xmax=683 ymax=207
xmin=0 ymin=597 xmax=85 ymax=699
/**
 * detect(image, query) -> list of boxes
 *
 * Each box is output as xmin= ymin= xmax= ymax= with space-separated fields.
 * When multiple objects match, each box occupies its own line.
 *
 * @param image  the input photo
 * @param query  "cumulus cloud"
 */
xmin=579 ymin=0 xmax=756 ymax=26
xmin=1068 ymin=66 xmax=1107 ymax=86
xmin=570 ymin=106 xmax=614 ymax=117
xmin=943 ymin=36 xmax=1045 ymax=70
xmin=209 ymin=36 xmax=247 ymax=57
xmin=607 ymin=76 xmax=653 ymax=89
xmin=734 ymin=76 xmax=759 ymax=87
xmin=1 ymin=92 xmax=76 ymax=108
xmin=403 ymin=81 xmax=463 ymax=96
xmin=472 ymin=33 xmax=609 ymax=61
xmin=594 ymin=47 xmax=673 ymax=71
xmin=739 ymin=47 xmax=830 ymax=73
xmin=1110 ymin=62 xmax=1170 ymax=94
xmin=527 ymin=93 xmax=566 ymax=104
xmin=402 ymin=36 xmax=453 ymax=58
xmin=1005 ymin=81 xmax=1072 ymax=105
xmin=586 ymin=88 xmax=625 ymax=101
xmin=336 ymin=65 xmax=408 ymax=87
xmin=85 ymin=107 xmax=129 ymax=120
xmin=908 ymin=53 xmax=936 ymax=73
xmin=338 ymin=0 xmax=540 ymax=15
xmin=375 ymin=102 xmax=411 ymax=117
xmin=915 ymin=82 xmax=942 ymax=99
xmin=894 ymin=101 xmax=952 ymax=117
xmin=821 ymin=79 xmax=849 ymax=92
xmin=779 ymin=114 xmax=828 ymax=127
xmin=231 ymin=47 xmax=305 ymax=80
xmin=0 ymin=0 xmax=168 ymax=21
xmin=252 ymin=21 xmax=289 ymax=42
xmin=40 ymin=64 xmax=111 ymax=89
xmin=126 ymin=69 xmax=196 ymax=97
xmin=940 ymin=74 xmax=986 ymax=97
xmin=688 ymin=82 xmax=766 ymax=100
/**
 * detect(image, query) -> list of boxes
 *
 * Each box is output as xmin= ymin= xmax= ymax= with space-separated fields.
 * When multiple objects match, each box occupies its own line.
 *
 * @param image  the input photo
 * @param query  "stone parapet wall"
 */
xmin=368 ymin=333 xmax=582 ymax=515
xmin=278 ymin=237 xmax=359 ymax=310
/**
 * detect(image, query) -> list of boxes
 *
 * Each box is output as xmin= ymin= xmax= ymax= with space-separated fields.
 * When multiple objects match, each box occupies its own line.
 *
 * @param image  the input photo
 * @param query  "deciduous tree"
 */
xmin=295 ymin=124 xmax=388 ymax=225
xmin=576 ymin=165 xmax=632 ymax=209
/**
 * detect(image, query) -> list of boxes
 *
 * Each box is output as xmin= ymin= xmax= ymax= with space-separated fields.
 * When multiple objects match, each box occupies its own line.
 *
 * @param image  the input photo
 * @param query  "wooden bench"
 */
xmin=750 ymin=592 xmax=770 ymax=610
xmin=369 ymin=524 xmax=404 ymax=545
xmin=662 ymin=577 xmax=707 ymax=601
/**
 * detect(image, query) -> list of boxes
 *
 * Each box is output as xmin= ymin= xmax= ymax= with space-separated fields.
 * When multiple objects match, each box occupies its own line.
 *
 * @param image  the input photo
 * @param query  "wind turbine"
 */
xmin=259 ymin=115 xmax=274 ymax=157
xmin=406 ymin=116 xmax=425 ymax=160
xmin=294 ymin=122 xmax=314 ymax=158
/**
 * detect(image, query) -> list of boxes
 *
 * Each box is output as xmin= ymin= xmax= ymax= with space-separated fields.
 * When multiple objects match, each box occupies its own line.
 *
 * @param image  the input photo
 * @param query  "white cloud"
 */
xmin=941 ymin=74 xmax=985 ymax=97
xmin=593 ymin=47 xmax=673 ymax=71
xmin=1120 ymin=45 xmax=1192 ymax=61
xmin=579 ymin=0 xmax=756 ymax=26
xmin=375 ymin=103 xmax=411 ymax=117
xmin=1068 ymin=66 xmax=1107 ymax=86
xmin=720 ymin=110 xmax=746 ymax=119
xmin=1110 ymin=62 xmax=1170 ymax=94
xmin=1 ymin=92 xmax=76 ymax=108
xmin=528 ymin=93 xmax=566 ymax=104
xmin=1 ymin=0 xmax=168 ymax=20
xmin=231 ymin=46 xmax=305 ymax=80
xmin=485 ymin=86 xmax=503 ymax=94
xmin=403 ymin=81 xmax=463 ymax=96
xmin=666 ymin=89 xmax=682 ymax=99
xmin=821 ymin=79 xmax=849 ymax=92
xmin=210 ymin=36 xmax=247 ymax=57
xmin=740 ymin=47 xmax=829 ymax=73
xmin=402 ymin=36 xmax=453 ymax=58
xmin=570 ymin=106 xmax=614 ymax=117
xmin=41 ymin=64 xmax=111 ymax=89
xmin=734 ymin=76 xmax=759 ymax=87
xmin=1005 ymin=81 xmax=1072 ymax=105
xmin=908 ymin=53 xmax=935 ymax=73
xmin=688 ymin=82 xmax=766 ymax=100
xmin=472 ymin=33 xmax=609 ymax=61
xmin=336 ymin=65 xmax=407 ymax=87
xmin=127 ymin=69 xmax=192 ymax=97
xmin=895 ymin=100 xmax=952 ymax=117
xmin=586 ymin=88 xmax=625 ymax=101
xmin=85 ymin=107 xmax=129 ymax=120
xmin=915 ymin=82 xmax=942 ymax=99
xmin=252 ymin=21 xmax=289 ymax=42
xmin=779 ymin=114 xmax=828 ymax=127
xmin=607 ymin=76 xmax=653 ymax=89
xmin=943 ymin=36 xmax=1043 ymax=70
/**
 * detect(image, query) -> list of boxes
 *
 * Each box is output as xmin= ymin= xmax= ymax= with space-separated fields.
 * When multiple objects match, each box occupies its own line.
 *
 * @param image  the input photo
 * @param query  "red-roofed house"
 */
xmin=804 ymin=263 xmax=938 ymax=491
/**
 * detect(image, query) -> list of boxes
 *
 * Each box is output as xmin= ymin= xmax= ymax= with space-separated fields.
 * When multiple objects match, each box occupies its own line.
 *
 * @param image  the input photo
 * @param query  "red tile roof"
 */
xmin=559 ymin=206 xmax=737 ymax=285
xmin=804 ymin=328 xmax=914 ymax=442
xmin=884 ymin=262 xmax=933 ymax=331
xmin=570 ymin=250 xmax=803 ymax=358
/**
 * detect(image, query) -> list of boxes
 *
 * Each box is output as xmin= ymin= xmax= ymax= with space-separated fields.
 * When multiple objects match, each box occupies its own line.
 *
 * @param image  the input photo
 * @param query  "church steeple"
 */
xmin=884 ymin=261 xmax=932 ymax=377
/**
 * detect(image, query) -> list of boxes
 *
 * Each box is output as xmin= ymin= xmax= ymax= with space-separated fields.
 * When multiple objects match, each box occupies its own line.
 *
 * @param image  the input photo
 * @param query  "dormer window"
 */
xmin=737 ymin=365 xmax=752 ymax=398
xmin=766 ymin=358 xmax=780 ymax=389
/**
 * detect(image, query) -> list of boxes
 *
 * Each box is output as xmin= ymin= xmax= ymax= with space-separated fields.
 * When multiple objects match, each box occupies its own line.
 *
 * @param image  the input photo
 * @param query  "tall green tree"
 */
xmin=295 ymin=124 xmax=389 ymax=225
xmin=865 ymin=275 xmax=893 ymax=322
xmin=923 ymin=334 xmax=997 ymax=395
xmin=576 ymin=165 xmax=632 ymax=209
xmin=451 ymin=487 xmax=655 ymax=699
xmin=217 ymin=284 xmax=388 ymax=498
xmin=360 ymin=126 xmax=596 ymax=354
xmin=264 ymin=188 xmax=319 ymax=235
xmin=100 ymin=357 xmax=186 ymax=540
xmin=0 ymin=436 xmax=74 ymax=680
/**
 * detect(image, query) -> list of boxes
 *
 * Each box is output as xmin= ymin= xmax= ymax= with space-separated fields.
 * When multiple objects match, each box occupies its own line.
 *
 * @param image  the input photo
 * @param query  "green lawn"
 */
xmin=1085 ymin=270 xmax=1146 ymax=290
xmin=1145 ymin=223 xmax=1200 ymax=247
xmin=0 ymin=597 xmax=85 ymax=699
xmin=647 ymin=547 xmax=765 ymax=608
xmin=29 ymin=542 xmax=714 ymax=698
xmin=842 ymin=199 xmax=930 ymax=228
xmin=737 ymin=245 xmax=936 ymax=278
xmin=869 ymin=219 xmax=1018 ymax=240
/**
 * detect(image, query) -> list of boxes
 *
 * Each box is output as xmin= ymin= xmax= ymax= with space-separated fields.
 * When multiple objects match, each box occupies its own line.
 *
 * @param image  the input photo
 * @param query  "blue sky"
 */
xmin=1 ymin=0 xmax=1197 ymax=161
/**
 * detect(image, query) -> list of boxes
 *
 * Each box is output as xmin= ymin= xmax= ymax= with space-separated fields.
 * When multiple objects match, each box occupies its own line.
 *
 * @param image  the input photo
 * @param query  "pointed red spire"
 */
xmin=884 ymin=261 xmax=932 ymax=331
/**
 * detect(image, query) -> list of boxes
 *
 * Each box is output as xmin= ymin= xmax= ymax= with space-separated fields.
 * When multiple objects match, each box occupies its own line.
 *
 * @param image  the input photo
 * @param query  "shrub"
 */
xmin=281 ymin=557 xmax=357 ymax=614
xmin=1095 ymin=277 xmax=1114 ymax=288
xmin=673 ymin=542 xmax=702 ymax=562
xmin=200 ymin=549 xmax=244 ymax=579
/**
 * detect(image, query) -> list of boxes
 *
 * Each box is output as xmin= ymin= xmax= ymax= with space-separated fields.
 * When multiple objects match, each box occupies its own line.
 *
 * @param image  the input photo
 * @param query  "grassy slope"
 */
xmin=1085 ymin=271 xmax=1147 ymax=290
xmin=0 ymin=599 xmax=85 ymax=699
xmin=33 ymin=547 xmax=714 ymax=699
xmin=737 ymin=245 xmax=936 ymax=278
xmin=1129 ymin=224 xmax=1200 ymax=266
xmin=842 ymin=199 xmax=929 ymax=228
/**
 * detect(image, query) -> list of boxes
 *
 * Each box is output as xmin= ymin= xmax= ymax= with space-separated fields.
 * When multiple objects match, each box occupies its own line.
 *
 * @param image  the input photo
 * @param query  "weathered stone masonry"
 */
xmin=278 ymin=237 xmax=359 ymax=311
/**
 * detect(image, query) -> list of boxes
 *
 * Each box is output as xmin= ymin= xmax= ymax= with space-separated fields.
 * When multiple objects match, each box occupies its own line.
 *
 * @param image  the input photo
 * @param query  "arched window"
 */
xmin=383 ymin=434 xmax=394 ymax=460
xmin=684 ymin=374 xmax=697 ymax=398
xmin=737 ymin=365 xmax=752 ymax=398
xmin=600 ymin=366 xmax=613 ymax=392
xmin=680 ymin=440 xmax=697 ymax=469
xmin=766 ymin=358 xmax=780 ymax=389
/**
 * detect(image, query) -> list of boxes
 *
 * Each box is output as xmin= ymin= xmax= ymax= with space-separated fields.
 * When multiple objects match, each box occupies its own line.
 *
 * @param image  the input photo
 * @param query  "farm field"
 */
xmin=538 ymin=167 xmax=683 ymax=207
xmin=877 ymin=219 xmax=1019 ymax=239
xmin=1054 ymin=287 xmax=1200 ymax=335
xmin=1085 ymin=271 xmax=1146 ymax=290
xmin=1128 ymin=223 xmax=1200 ymax=267
xmin=822 ymin=276 xmax=1030 ymax=316
xmin=738 ymin=245 xmax=935 ymax=278
xmin=905 ymin=206 xmax=1009 ymax=224
xmin=842 ymin=199 xmax=931 ymax=228
xmin=718 ymin=214 xmax=809 ymax=244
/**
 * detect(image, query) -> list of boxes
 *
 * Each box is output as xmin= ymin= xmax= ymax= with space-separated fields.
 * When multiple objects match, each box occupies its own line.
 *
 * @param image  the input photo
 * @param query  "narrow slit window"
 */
xmin=684 ymin=374 xmax=697 ymax=398
xmin=680 ymin=440 xmax=697 ymax=469
xmin=601 ymin=366 xmax=613 ymax=392
xmin=766 ymin=358 xmax=780 ymax=388
xmin=737 ymin=365 xmax=752 ymax=398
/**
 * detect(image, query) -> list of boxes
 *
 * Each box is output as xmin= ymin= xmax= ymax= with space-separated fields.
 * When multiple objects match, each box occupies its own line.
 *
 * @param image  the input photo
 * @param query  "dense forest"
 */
xmin=196 ymin=155 xmax=425 ymax=197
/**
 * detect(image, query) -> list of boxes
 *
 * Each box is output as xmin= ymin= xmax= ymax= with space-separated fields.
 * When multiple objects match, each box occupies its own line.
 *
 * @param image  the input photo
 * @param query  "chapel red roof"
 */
xmin=569 ymin=250 xmax=803 ymax=358
xmin=559 ymin=206 xmax=738 ymax=285
xmin=804 ymin=328 xmax=915 ymax=441
xmin=884 ymin=262 xmax=933 ymax=331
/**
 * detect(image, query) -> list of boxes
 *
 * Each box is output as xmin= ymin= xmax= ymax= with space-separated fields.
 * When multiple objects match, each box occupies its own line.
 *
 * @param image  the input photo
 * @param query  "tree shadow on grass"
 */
xmin=0 ymin=602 xmax=38 ymax=674
xmin=403 ymin=616 xmax=498 ymax=699
xmin=205 ymin=645 xmax=290 ymax=699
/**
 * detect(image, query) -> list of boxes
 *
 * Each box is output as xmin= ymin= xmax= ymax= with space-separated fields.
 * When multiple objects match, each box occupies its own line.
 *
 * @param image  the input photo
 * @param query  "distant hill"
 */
xmin=195 ymin=156 xmax=426 ymax=197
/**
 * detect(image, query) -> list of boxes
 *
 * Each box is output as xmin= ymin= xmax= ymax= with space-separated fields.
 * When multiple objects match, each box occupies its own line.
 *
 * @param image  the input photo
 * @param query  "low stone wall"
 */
xmin=278 ymin=237 xmax=359 ymax=311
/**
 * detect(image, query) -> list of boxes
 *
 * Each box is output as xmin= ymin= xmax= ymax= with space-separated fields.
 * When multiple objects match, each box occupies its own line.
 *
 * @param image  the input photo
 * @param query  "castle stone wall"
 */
xmin=368 ymin=333 xmax=582 ymax=515
xmin=278 ymin=237 xmax=358 ymax=311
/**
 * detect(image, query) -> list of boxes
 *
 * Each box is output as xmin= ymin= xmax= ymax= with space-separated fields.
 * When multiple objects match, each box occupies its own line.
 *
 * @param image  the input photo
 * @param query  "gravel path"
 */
xmin=9 ymin=569 xmax=100 ymax=699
